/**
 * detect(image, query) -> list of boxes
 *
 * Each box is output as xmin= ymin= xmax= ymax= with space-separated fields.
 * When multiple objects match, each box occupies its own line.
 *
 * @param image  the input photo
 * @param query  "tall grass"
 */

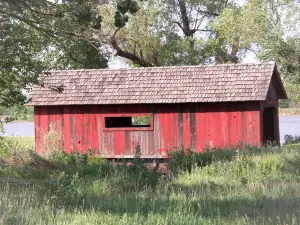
xmin=1 ymin=138 xmax=300 ymax=224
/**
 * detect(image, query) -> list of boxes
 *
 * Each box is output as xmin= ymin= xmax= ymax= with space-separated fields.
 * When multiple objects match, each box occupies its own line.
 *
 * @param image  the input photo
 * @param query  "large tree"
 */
xmin=1 ymin=0 xmax=297 ymax=67
xmin=1 ymin=0 xmax=299 ymax=110
xmin=0 ymin=1 xmax=108 ymax=123
xmin=0 ymin=0 xmax=262 ymax=67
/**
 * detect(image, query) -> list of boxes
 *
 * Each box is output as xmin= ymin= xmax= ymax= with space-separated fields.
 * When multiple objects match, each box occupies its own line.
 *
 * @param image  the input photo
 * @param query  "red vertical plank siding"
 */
xmin=254 ymin=110 xmax=260 ymax=146
xmin=89 ymin=107 xmax=99 ymax=152
xmin=48 ymin=107 xmax=59 ymax=150
xmin=35 ymin=102 xmax=264 ymax=158
xmin=249 ymin=111 xmax=255 ymax=146
xmin=55 ymin=107 xmax=64 ymax=150
xmin=74 ymin=108 xmax=83 ymax=152
xmin=114 ymin=131 xmax=126 ymax=155
xmin=129 ymin=131 xmax=138 ymax=156
xmin=49 ymin=107 xmax=56 ymax=131
xmin=237 ymin=111 xmax=243 ymax=147
xmin=195 ymin=108 xmax=205 ymax=152
xmin=159 ymin=110 xmax=169 ymax=155
xmin=153 ymin=112 xmax=162 ymax=156
xmin=104 ymin=131 xmax=114 ymax=157
xmin=213 ymin=110 xmax=222 ymax=148
xmin=170 ymin=109 xmax=179 ymax=150
xmin=219 ymin=110 xmax=228 ymax=148
xmin=98 ymin=113 xmax=105 ymax=156
xmin=228 ymin=110 xmax=241 ymax=147
xmin=183 ymin=109 xmax=191 ymax=150
xmin=39 ymin=107 xmax=48 ymax=153
xmin=247 ymin=111 xmax=253 ymax=146
xmin=82 ymin=109 xmax=91 ymax=153
xmin=242 ymin=110 xmax=249 ymax=146
xmin=227 ymin=112 xmax=235 ymax=148
xmin=34 ymin=107 xmax=40 ymax=153
xmin=63 ymin=106 xmax=71 ymax=153
xmin=259 ymin=102 xmax=264 ymax=146
xmin=206 ymin=111 xmax=214 ymax=148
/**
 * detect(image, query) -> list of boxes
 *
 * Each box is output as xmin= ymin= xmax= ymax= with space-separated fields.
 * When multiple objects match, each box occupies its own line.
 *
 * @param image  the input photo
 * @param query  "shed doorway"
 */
xmin=263 ymin=107 xmax=277 ymax=144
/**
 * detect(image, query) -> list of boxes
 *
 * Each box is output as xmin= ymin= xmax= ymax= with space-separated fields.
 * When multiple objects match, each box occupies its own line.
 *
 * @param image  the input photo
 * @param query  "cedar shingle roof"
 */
xmin=27 ymin=62 xmax=287 ymax=106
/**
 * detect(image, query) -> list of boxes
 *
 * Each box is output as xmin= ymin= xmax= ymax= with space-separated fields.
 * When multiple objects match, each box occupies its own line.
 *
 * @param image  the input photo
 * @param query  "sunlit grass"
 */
xmin=3 ymin=136 xmax=35 ymax=149
xmin=1 ymin=138 xmax=300 ymax=224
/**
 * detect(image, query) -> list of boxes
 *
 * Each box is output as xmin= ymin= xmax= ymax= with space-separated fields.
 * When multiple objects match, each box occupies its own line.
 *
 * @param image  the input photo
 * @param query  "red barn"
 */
xmin=28 ymin=62 xmax=287 ymax=158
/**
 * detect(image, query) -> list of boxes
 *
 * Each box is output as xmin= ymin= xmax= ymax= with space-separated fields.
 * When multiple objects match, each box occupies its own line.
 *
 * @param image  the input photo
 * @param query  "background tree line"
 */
xmin=0 ymin=0 xmax=299 ymax=122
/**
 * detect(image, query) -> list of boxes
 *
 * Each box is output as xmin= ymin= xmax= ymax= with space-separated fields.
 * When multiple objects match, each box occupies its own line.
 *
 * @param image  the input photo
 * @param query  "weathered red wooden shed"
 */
xmin=28 ymin=62 xmax=287 ymax=158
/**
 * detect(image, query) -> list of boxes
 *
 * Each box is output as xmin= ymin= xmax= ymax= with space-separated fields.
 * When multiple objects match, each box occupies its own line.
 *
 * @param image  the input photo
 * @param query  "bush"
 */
xmin=284 ymin=134 xmax=300 ymax=145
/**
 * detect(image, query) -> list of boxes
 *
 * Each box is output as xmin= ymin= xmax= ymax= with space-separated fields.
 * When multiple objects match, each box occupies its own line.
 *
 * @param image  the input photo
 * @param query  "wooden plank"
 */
xmin=39 ymin=107 xmax=48 ymax=153
xmin=183 ymin=105 xmax=191 ymax=150
xmin=89 ymin=106 xmax=99 ymax=152
xmin=195 ymin=106 xmax=205 ymax=152
xmin=190 ymin=106 xmax=196 ymax=150
xmin=114 ymin=131 xmax=126 ymax=155
xmin=154 ymin=112 xmax=161 ymax=156
xmin=63 ymin=106 xmax=71 ymax=153
xmin=178 ymin=105 xmax=184 ymax=149
xmin=34 ymin=107 xmax=40 ymax=153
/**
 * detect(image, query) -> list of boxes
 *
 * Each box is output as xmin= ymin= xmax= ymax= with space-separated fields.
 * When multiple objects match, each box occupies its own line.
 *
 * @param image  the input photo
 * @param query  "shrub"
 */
xmin=284 ymin=134 xmax=300 ymax=145
xmin=0 ymin=137 xmax=13 ymax=158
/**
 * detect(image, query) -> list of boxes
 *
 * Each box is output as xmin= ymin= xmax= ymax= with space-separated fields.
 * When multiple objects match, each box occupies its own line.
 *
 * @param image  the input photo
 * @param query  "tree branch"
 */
xmin=177 ymin=0 xmax=194 ymax=37
xmin=110 ymin=28 xmax=154 ymax=67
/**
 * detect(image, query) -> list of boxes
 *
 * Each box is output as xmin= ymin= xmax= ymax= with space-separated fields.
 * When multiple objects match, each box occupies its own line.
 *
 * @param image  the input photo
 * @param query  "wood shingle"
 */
xmin=27 ymin=62 xmax=287 ymax=106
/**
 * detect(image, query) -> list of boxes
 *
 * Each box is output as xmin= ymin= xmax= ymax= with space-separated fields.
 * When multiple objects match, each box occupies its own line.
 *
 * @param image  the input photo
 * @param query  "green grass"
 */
xmin=4 ymin=137 xmax=35 ymax=149
xmin=1 ymin=138 xmax=300 ymax=224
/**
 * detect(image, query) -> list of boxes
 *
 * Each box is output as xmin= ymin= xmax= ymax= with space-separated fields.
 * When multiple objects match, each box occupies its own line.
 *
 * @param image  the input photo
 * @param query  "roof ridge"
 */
xmin=42 ymin=62 xmax=275 ymax=73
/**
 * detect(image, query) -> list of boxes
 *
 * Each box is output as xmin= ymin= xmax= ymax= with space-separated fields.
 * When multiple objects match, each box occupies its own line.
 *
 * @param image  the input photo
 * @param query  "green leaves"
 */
xmin=117 ymin=0 xmax=140 ymax=14
xmin=114 ymin=10 xmax=129 ymax=27
xmin=114 ymin=0 xmax=141 ymax=27
xmin=213 ymin=0 xmax=268 ymax=52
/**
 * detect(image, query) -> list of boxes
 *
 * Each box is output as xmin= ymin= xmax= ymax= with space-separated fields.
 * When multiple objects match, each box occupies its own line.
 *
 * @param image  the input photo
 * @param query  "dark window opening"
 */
xmin=105 ymin=116 xmax=151 ymax=128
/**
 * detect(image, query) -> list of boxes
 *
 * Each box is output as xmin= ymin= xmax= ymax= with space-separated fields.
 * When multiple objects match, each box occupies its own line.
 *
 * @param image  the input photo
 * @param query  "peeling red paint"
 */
xmin=34 ymin=102 xmax=271 ymax=158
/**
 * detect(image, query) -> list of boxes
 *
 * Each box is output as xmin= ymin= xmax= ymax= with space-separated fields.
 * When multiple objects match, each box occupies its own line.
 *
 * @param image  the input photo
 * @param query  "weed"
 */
xmin=2 ymin=137 xmax=300 ymax=224
xmin=168 ymin=146 xmax=237 ymax=173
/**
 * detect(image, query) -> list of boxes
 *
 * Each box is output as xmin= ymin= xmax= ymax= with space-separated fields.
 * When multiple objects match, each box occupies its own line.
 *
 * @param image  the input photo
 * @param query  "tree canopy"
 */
xmin=0 ymin=0 xmax=300 ymax=117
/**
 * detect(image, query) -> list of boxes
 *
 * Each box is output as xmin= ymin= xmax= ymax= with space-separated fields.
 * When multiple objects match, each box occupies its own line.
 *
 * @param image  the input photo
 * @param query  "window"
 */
xmin=103 ymin=114 xmax=153 ymax=131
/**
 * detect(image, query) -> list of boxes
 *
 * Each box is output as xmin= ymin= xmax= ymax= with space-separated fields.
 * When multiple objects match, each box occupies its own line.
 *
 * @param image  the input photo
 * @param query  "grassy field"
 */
xmin=1 ymin=137 xmax=300 ymax=224
xmin=3 ymin=137 xmax=35 ymax=148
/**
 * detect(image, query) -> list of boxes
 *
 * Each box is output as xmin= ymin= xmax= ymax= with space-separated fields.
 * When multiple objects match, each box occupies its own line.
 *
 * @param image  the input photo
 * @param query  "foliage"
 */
xmin=131 ymin=116 xmax=150 ymax=125
xmin=279 ymin=81 xmax=300 ymax=108
xmin=284 ymin=134 xmax=300 ymax=145
xmin=0 ymin=3 xmax=109 ymax=126
xmin=0 ymin=0 xmax=300 ymax=125
xmin=212 ymin=0 xmax=268 ymax=62
xmin=1 ymin=0 xmax=293 ymax=68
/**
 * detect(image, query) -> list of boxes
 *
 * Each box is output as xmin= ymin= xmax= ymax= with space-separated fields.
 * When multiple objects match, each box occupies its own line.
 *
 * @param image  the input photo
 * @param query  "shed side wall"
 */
xmin=34 ymin=102 xmax=261 ymax=157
